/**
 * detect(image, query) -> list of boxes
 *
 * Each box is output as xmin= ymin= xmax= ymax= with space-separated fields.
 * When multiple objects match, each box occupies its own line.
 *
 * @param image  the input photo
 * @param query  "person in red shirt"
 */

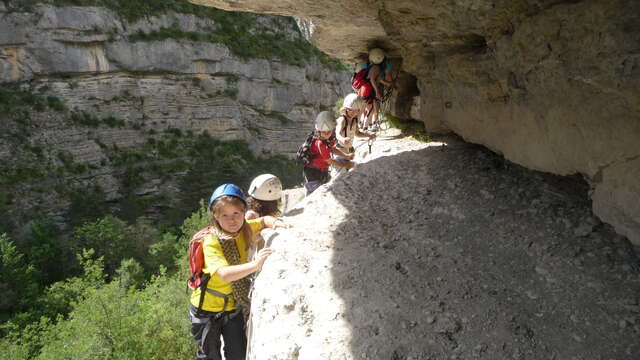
xmin=304 ymin=111 xmax=355 ymax=194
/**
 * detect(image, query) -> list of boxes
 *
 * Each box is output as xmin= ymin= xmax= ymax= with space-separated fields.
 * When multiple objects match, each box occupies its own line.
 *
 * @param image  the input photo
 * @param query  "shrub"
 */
xmin=73 ymin=217 xmax=134 ymax=276
xmin=102 ymin=116 xmax=125 ymax=128
xmin=0 ymin=234 xmax=39 ymax=317
xmin=21 ymin=216 xmax=70 ymax=285
xmin=46 ymin=96 xmax=66 ymax=111
xmin=70 ymin=111 xmax=100 ymax=127
xmin=382 ymin=112 xmax=431 ymax=143
xmin=115 ymin=258 xmax=145 ymax=289
xmin=222 ymin=87 xmax=238 ymax=98
xmin=36 ymin=274 xmax=193 ymax=360
xmin=0 ymin=191 xmax=14 ymax=234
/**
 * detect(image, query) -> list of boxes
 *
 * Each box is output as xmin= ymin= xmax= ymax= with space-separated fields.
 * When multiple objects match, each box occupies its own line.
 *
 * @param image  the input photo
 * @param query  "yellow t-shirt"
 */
xmin=190 ymin=219 xmax=264 ymax=312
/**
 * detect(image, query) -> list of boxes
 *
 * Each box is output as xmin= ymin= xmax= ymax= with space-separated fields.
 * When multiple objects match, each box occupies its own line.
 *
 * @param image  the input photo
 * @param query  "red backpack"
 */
xmin=188 ymin=226 xmax=215 ymax=291
xmin=351 ymin=66 xmax=370 ymax=90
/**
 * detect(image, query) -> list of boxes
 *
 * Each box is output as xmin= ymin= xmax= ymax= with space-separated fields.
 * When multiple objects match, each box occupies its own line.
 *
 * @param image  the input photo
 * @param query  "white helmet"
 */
xmin=315 ymin=111 xmax=335 ymax=131
xmin=248 ymin=174 xmax=282 ymax=201
xmin=343 ymin=93 xmax=364 ymax=111
xmin=369 ymin=48 xmax=385 ymax=64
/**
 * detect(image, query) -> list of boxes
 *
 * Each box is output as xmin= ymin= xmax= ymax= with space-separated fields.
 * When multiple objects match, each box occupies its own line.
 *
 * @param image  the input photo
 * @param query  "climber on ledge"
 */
xmin=188 ymin=184 xmax=289 ymax=360
xmin=355 ymin=48 xmax=394 ymax=131
xmin=303 ymin=111 xmax=355 ymax=194
xmin=332 ymin=93 xmax=375 ymax=178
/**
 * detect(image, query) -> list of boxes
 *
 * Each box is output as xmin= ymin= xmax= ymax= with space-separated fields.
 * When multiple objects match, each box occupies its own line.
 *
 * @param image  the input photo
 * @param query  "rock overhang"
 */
xmin=190 ymin=0 xmax=640 ymax=245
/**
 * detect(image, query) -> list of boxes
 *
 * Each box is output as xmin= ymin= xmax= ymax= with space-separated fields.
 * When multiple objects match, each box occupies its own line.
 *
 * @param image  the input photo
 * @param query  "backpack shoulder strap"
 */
xmin=192 ymin=226 xmax=215 ymax=242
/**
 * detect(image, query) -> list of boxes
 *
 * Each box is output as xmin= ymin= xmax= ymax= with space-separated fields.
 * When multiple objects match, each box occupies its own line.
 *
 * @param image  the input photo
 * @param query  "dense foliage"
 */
xmin=0 ymin=202 xmax=210 ymax=359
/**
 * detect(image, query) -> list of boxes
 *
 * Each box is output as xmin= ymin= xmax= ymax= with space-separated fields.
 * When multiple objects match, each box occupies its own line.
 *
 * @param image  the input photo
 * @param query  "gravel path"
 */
xmin=248 ymin=131 xmax=640 ymax=360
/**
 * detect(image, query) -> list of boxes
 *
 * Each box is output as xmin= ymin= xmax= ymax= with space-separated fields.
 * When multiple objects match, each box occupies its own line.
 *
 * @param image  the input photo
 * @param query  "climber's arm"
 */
xmin=217 ymin=248 xmax=273 ymax=282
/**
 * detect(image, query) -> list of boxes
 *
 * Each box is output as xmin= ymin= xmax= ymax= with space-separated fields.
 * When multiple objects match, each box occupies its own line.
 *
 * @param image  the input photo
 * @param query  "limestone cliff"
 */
xmin=190 ymin=0 xmax=640 ymax=244
xmin=0 ymin=2 xmax=350 ymax=233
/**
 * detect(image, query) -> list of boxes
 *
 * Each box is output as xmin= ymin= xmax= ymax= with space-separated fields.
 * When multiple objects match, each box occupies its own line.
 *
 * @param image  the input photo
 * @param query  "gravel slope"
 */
xmin=248 ymin=131 xmax=640 ymax=360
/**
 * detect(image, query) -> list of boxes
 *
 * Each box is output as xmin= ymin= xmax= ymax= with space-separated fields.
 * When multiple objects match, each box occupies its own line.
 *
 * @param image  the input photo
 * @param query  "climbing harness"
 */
xmin=371 ymin=68 xmax=399 ymax=132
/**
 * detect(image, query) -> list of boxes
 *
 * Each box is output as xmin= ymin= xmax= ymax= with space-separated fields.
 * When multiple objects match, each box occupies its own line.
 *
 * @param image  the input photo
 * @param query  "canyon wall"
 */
xmin=0 ymin=2 xmax=350 ymax=232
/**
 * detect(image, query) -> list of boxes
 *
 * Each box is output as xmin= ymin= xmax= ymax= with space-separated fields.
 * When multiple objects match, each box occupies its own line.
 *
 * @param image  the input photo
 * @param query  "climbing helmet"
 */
xmin=209 ymin=184 xmax=246 ymax=209
xmin=248 ymin=174 xmax=283 ymax=201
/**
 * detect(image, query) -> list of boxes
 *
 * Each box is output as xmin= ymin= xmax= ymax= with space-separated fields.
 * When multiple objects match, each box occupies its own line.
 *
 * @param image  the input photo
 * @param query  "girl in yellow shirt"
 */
xmin=189 ymin=184 xmax=287 ymax=360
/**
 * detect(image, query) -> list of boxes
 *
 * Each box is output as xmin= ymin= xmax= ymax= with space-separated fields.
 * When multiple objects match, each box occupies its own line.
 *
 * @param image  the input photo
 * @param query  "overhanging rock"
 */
xmin=190 ymin=0 xmax=640 ymax=244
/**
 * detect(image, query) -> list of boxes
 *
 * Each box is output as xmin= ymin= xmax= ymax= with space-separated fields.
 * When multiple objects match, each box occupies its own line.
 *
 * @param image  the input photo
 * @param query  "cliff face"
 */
xmin=189 ymin=0 xmax=640 ymax=244
xmin=0 ymin=4 xmax=349 ymax=152
xmin=0 ymin=3 xmax=349 ymax=233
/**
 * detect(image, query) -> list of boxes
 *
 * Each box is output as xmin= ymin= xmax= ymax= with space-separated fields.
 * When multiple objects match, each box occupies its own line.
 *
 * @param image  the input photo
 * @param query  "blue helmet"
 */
xmin=208 ymin=184 xmax=246 ymax=209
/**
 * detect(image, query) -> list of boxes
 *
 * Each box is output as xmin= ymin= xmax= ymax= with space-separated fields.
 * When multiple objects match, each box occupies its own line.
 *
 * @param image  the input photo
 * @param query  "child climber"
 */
xmin=360 ymin=48 xmax=394 ymax=130
xmin=333 ymin=93 xmax=376 ymax=178
xmin=189 ymin=184 xmax=288 ymax=360
xmin=245 ymin=174 xmax=282 ymax=220
xmin=303 ymin=111 xmax=355 ymax=194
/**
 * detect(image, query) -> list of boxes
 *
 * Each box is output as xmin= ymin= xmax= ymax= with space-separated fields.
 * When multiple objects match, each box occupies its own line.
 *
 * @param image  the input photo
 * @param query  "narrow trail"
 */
xmin=249 ymin=130 xmax=640 ymax=359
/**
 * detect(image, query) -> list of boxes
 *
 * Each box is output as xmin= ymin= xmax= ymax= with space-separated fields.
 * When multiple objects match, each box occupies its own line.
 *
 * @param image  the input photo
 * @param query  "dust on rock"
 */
xmin=248 ymin=130 xmax=640 ymax=359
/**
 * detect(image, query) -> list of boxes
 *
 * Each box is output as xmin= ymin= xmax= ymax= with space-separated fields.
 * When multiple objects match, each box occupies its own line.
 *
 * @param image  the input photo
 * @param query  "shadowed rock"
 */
xmin=249 ymin=134 xmax=640 ymax=359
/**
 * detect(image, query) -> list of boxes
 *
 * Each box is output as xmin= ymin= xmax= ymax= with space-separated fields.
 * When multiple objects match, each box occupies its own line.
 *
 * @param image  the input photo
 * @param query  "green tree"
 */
xmin=67 ymin=184 xmax=107 ymax=227
xmin=6 ymin=249 xmax=106 ymax=330
xmin=0 ymin=191 xmax=13 ymax=234
xmin=0 ymin=234 xmax=39 ymax=318
xmin=0 ymin=250 xmax=107 ymax=360
xmin=147 ymin=232 xmax=181 ymax=273
xmin=73 ymin=216 xmax=135 ymax=276
xmin=22 ymin=216 xmax=72 ymax=285
xmin=115 ymin=258 xmax=145 ymax=289
xmin=36 ymin=275 xmax=193 ymax=360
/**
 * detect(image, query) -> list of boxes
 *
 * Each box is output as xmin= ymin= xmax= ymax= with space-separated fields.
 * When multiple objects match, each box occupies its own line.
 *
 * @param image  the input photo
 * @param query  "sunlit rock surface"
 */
xmin=250 ymin=133 xmax=640 ymax=359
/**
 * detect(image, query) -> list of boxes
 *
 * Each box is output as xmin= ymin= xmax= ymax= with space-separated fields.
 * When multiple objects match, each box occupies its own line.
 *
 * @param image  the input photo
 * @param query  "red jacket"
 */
xmin=306 ymin=138 xmax=334 ymax=171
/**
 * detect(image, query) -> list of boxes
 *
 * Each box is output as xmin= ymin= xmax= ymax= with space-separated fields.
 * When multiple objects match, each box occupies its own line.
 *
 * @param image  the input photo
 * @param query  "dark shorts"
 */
xmin=303 ymin=166 xmax=329 ymax=194
xmin=189 ymin=305 xmax=246 ymax=360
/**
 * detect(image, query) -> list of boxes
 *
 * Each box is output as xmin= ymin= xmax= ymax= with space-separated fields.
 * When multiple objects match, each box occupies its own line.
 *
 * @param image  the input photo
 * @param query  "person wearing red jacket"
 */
xmin=304 ymin=111 xmax=355 ymax=194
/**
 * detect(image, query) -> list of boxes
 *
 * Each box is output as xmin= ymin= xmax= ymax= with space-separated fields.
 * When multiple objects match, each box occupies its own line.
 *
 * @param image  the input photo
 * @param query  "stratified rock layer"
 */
xmin=0 ymin=4 xmax=349 ymax=155
xmin=190 ymin=0 xmax=640 ymax=244
xmin=0 ymin=3 xmax=350 ymax=228
xmin=251 ymin=134 xmax=640 ymax=359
